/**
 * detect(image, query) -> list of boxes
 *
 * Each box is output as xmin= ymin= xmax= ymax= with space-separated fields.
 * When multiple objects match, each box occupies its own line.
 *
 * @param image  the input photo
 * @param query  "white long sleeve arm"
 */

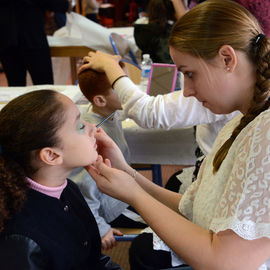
xmin=115 ymin=77 xmax=240 ymax=154
xmin=116 ymin=77 xmax=239 ymax=129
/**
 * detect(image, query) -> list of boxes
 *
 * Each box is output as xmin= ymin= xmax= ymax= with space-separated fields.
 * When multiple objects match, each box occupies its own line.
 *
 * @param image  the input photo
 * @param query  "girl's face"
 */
xmin=170 ymin=46 xmax=251 ymax=114
xmin=56 ymin=94 xmax=98 ymax=169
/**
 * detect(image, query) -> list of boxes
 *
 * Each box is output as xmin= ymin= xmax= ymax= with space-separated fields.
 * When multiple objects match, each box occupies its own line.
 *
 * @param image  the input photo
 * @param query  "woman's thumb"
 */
xmin=93 ymin=159 xmax=112 ymax=178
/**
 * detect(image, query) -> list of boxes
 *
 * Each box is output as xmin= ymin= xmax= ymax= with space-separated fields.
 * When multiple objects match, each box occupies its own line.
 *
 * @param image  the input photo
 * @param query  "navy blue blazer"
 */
xmin=0 ymin=179 xmax=121 ymax=270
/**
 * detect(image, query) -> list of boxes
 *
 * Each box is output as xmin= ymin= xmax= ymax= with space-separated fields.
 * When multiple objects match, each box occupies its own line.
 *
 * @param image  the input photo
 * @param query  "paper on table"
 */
xmin=0 ymin=85 xmax=82 ymax=110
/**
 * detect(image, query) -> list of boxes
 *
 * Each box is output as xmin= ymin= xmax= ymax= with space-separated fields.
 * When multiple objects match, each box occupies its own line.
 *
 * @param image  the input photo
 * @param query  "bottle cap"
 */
xmin=143 ymin=54 xmax=150 ymax=59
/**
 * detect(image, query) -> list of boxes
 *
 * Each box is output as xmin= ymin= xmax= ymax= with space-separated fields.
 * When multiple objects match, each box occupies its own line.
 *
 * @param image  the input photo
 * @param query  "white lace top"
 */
xmin=179 ymin=110 xmax=270 ymax=269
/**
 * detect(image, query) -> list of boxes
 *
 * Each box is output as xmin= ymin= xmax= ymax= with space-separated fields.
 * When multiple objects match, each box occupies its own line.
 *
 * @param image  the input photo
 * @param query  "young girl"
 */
xmin=0 ymin=90 xmax=122 ymax=270
xmin=81 ymin=0 xmax=270 ymax=269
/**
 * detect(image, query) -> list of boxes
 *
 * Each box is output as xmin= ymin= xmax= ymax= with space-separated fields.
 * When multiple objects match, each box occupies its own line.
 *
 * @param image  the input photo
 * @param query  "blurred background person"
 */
xmin=133 ymin=0 xmax=186 ymax=64
xmin=83 ymin=0 xmax=100 ymax=23
xmin=0 ymin=0 xmax=71 ymax=86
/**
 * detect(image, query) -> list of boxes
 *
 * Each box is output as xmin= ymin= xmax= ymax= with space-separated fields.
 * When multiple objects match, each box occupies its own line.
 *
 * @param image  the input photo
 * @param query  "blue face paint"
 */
xmin=76 ymin=121 xmax=85 ymax=134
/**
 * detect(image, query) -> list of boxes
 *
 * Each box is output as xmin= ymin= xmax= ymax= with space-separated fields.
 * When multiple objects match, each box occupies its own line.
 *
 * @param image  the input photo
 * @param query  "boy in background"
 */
xmin=70 ymin=68 xmax=146 ymax=250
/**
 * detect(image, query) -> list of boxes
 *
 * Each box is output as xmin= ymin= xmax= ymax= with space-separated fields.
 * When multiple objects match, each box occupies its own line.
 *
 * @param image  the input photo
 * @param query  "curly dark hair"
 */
xmin=0 ymin=89 xmax=66 ymax=232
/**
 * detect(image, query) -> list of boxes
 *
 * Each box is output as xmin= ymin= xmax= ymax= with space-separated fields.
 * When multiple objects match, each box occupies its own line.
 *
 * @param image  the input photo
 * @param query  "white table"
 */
xmin=0 ymin=85 xmax=82 ymax=110
xmin=123 ymin=119 xmax=197 ymax=165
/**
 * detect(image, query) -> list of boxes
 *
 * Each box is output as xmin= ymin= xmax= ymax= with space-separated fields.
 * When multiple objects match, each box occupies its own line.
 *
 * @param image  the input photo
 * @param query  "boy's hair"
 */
xmin=78 ymin=69 xmax=111 ymax=103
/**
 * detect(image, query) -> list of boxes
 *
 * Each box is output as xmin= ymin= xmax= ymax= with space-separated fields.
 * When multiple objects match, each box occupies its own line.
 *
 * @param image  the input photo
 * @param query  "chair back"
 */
xmin=110 ymin=33 xmax=139 ymax=65
xmin=121 ymin=59 xmax=141 ymax=85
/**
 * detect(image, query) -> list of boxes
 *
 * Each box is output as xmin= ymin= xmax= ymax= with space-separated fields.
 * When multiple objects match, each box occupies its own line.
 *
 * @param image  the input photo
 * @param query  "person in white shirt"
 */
xmin=117 ymin=76 xmax=240 ymax=191
xmin=80 ymin=1 xmax=270 ymax=269
xmin=83 ymin=0 xmax=100 ymax=23
xmin=80 ymin=53 xmax=239 ymax=192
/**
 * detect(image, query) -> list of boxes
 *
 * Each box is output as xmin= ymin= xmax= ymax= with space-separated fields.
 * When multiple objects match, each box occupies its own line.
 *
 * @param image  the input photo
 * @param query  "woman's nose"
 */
xmin=183 ymin=82 xmax=195 ymax=97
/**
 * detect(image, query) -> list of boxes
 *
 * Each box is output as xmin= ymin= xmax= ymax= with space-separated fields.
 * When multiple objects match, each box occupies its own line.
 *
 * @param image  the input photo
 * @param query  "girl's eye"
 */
xmin=184 ymin=71 xmax=193 ymax=78
xmin=77 ymin=121 xmax=85 ymax=134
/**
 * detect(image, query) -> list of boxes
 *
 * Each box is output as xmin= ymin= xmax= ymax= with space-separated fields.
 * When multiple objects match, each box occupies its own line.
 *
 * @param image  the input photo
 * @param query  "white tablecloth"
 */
xmin=47 ymin=13 xmax=140 ymax=85
xmin=123 ymin=119 xmax=197 ymax=165
xmin=48 ymin=12 xmax=138 ymax=56
xmin=0 ymin=85 xmax=81 ymax=110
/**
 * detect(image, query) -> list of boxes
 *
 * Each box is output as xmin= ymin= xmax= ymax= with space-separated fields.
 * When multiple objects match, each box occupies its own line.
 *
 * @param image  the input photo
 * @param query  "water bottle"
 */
xmin=140 ymin=54 xmax=153 ymax=92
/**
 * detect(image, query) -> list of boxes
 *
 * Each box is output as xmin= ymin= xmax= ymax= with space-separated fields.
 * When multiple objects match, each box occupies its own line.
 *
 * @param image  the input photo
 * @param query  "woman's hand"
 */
xmin=86 ymin=156 xmax=142 ymax=204
xmin=95 ymin=127 xmax=129 ymax=171
xmin=78 ymin=51 xmax=126 ymax=86
xmin=101 ymin=228 xmax=123 ymax=250
xmin=79 ymin=51 xmax=122 ymax=74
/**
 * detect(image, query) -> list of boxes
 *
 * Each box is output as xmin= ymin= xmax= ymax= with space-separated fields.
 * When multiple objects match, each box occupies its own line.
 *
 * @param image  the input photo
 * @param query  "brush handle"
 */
xmin=96 ymin=111 xmax=115 ymax=128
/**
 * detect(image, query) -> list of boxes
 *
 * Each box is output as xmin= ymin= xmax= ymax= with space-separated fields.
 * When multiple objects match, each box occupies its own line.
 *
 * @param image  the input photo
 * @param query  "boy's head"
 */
xmin=78 ymin=69 xmax=122 ymax=111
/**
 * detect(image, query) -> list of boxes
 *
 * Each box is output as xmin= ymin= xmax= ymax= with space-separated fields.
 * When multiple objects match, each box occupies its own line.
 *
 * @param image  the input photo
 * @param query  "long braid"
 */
xmin=213 ymin=35 xmax=270 ymax=173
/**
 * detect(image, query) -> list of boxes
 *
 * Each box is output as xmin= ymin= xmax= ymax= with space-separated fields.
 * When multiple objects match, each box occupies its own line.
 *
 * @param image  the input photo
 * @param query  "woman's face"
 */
xmin=170 ymin=46 xmax=251 ymax=114
xmin=56 ymin=94 xmax=98 ymax=169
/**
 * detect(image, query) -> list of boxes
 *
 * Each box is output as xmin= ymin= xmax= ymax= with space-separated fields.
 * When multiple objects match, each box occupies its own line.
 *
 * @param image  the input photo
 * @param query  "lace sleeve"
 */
xmin=210 ymin=112 xmax=270 ymax=240
xmin=178 ymin=160 xmax=206 ymax=220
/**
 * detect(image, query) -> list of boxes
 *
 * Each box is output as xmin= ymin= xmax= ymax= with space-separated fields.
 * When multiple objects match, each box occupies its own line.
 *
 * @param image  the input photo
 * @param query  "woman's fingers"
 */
xmin=104 ymin=158 xmax=112 ymax=167
xmin=86 ymin=159 xmax=112 ymax=185
xmin=94 ymin=160 xmax=116 ymax=180
xmin=78 ymin=56 xmax=91 ymax=73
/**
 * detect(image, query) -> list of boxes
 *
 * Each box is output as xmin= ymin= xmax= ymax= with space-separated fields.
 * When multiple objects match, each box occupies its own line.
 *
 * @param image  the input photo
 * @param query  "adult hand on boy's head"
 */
xmin=78 ymin=51 xmax=122 ymax=74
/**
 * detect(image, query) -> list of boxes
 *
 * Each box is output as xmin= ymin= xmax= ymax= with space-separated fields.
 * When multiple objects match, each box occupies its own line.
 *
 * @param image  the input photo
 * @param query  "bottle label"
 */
xmin=142 ymin=69 xmax=150 ymax=78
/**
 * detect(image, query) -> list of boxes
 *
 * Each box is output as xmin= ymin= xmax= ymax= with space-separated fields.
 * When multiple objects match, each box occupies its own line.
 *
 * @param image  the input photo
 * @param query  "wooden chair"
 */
xmin=115 ymin=228 xmax=193 ymax=269
xmin=122 ymin=60 xmax=141 ymax=85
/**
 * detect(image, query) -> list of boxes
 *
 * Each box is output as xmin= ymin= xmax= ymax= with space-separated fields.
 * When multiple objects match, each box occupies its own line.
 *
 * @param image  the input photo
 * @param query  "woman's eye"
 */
xmin=80 ymin=123 xmax=85 ymax=130
xmin=184 ymin=71 xmax=193 ymax=78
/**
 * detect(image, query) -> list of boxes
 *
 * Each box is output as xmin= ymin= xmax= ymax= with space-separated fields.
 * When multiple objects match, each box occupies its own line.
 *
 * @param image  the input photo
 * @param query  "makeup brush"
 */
xmin=95 ymin=111 xmax=116 ymax=128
